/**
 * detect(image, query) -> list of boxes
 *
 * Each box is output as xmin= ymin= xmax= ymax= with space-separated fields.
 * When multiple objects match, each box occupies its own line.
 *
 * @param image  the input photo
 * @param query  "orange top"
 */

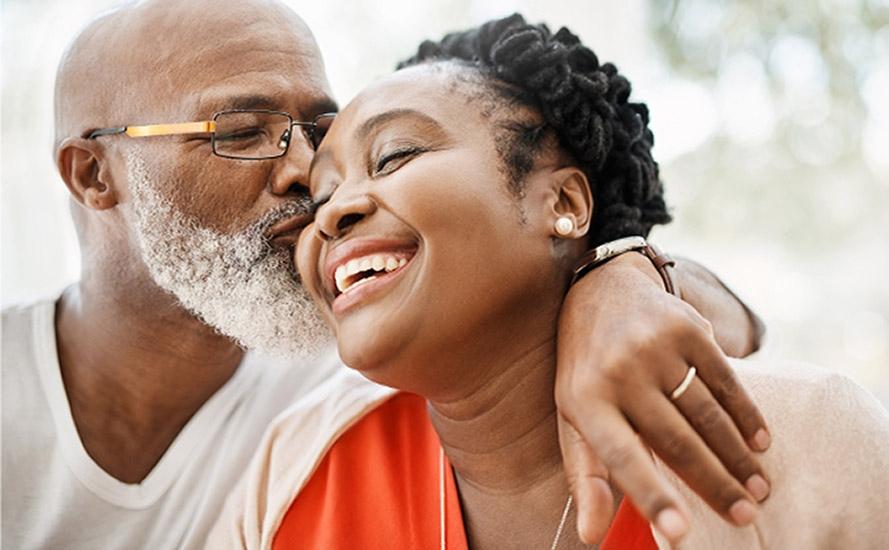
xmin=273 ymin=393 xmax=657 ymax=549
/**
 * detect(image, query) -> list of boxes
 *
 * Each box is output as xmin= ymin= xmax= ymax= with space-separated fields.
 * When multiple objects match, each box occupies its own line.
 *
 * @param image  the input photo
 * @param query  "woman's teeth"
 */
xmin=334 ymin=254 xmax=408 ymax=294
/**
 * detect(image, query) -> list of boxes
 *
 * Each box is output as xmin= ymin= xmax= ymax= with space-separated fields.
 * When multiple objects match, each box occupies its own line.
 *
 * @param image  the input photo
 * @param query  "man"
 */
xmin=1 ymin=0 xmax=767 ymax=548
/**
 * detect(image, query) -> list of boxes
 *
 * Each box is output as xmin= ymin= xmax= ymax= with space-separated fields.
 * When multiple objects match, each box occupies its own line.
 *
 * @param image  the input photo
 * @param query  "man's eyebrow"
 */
xmin=357 ymin=109 xmax=445 ymax=141
xmin=310 ymin=98 xmax=339 ymax=118
xmin=200 ymin=95 xmax=339 ymax=118
xmin=209 ymin=94 xmax=280 ymax=112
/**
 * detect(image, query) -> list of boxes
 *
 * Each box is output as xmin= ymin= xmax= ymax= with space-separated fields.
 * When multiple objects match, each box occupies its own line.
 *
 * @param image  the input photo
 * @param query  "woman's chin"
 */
xmin=337 ymin=331 xmax=439 ymax=394
xmin=337 ymin=330 xmax=405 ymax=379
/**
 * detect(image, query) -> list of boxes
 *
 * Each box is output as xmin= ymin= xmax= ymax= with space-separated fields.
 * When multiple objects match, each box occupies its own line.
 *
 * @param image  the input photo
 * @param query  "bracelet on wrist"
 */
xmin=570 ymin=236 xmax=679 ymax=297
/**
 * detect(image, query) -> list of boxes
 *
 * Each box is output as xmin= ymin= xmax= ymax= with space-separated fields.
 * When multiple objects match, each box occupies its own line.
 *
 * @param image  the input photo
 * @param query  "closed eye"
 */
xmin=215 ymin=127 xmax=265 ymax=142
xmin=374 ymin=146 xmax=426 ymax=175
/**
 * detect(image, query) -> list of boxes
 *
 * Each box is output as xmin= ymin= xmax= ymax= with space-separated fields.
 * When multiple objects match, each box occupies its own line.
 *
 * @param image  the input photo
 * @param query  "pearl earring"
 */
xmin=554 ymin=216 xmax=574 ymax=236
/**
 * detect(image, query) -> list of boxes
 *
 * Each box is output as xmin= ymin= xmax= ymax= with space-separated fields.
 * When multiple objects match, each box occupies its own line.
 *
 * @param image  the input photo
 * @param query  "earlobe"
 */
xmin=55 ymin=137 xmax=119 ymax=211
xmin=550 ymin=167 xmax=593 ymax=239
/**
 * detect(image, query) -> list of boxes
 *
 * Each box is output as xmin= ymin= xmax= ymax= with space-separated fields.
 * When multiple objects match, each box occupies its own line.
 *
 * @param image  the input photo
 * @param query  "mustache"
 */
xmin=252 ymin=195 xmax=315 ymax=240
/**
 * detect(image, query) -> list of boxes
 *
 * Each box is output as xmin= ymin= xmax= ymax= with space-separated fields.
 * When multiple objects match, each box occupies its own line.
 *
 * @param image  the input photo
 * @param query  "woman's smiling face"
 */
xmin=297 ymin=64 xmax=588 ymax=395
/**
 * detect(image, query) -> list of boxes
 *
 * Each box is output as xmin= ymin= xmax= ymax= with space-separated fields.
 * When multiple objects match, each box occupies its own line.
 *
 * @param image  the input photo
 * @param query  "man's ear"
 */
xmin=548 ymin=166 xmax=593 ymax=238
xmin=55 ymin=137 xmax=119 ymax=211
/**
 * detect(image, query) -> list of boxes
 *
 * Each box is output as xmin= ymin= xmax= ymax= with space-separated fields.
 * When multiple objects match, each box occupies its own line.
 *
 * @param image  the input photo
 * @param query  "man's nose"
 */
xmin=269 ymin=128 xmax=313 ymax=196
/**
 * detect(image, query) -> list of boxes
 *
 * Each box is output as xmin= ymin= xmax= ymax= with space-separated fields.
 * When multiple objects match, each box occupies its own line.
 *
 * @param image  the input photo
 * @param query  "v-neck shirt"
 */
xmin=2 ymin=297 xmax=339 ymax=549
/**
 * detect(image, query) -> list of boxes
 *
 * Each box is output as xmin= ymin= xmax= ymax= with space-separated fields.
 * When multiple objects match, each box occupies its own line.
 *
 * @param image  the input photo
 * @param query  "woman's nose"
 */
xmin=314 ymin=189 xmax=376 ymax=240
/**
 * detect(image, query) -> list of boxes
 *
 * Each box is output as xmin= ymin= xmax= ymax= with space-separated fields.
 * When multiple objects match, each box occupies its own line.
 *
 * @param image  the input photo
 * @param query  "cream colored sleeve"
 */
xmin=205 ymin=369 xmax=396 ymax=550
xmin=651 ymin=359 xmax=889 ymax=549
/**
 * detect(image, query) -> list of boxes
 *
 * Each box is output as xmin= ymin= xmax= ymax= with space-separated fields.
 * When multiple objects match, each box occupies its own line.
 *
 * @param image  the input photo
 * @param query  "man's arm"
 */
xmin=674 ymin=257 xmax=765 ymax=358
xmin=555 ymin=250 xmax=772 ymax=545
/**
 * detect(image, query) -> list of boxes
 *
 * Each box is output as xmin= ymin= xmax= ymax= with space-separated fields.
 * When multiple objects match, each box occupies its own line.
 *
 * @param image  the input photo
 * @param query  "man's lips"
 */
xmin=267 ymin=213 xmax=314 ymax=246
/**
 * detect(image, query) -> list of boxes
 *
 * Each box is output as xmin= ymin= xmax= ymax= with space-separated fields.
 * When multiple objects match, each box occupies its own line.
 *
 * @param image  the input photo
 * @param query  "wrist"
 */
xmin=570 ymin=237 xmax=679 ymax=296
xmin=597 ymin=251 xmax=665 ymax=290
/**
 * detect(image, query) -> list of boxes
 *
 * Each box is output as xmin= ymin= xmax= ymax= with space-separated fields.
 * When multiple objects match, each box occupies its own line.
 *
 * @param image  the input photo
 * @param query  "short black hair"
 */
xmin=398 ymin=13 xmax=671 ymax=245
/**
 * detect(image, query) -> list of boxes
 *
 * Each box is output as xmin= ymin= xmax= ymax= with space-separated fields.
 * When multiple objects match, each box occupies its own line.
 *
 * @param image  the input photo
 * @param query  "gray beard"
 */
xmin=126 ymin=153 xmax=331 ymax=359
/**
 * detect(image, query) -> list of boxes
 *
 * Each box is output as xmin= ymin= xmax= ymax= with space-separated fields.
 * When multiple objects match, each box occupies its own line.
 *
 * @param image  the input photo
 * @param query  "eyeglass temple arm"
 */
xmin=87 ymin=127 xmax=127 ymax=139
xmin=87 ymin=121 xmax=217 ymax=140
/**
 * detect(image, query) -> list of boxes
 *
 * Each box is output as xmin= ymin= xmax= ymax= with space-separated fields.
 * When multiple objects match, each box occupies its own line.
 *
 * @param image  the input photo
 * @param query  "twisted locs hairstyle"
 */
xmin=398 ymin=13 xmax=671 ymax=246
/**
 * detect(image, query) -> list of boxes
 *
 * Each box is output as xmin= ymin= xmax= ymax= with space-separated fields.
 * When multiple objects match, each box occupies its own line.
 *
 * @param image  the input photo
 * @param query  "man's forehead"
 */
xmin=120 ymin=0 xmax=332 ymax=112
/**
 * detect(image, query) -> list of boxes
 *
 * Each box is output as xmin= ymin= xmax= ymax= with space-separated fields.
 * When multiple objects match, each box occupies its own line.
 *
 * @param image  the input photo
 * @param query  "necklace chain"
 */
xmin=438 ymin=448 xmax=573 ymax=550
xmin=549 ymin=493 xmax=573 ymax=550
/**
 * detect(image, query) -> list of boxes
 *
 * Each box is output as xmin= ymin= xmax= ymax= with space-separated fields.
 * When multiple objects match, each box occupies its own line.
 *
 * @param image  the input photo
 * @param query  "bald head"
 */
xmin=52 ymin=0 xmax=335 ymax=354
xmin=54 ymin=0 xmax=329 ymax=148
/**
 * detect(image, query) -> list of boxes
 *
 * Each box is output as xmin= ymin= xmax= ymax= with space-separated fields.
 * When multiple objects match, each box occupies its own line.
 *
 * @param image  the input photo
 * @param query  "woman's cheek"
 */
xmin=295 ymin=224 xmax=330 ymax=315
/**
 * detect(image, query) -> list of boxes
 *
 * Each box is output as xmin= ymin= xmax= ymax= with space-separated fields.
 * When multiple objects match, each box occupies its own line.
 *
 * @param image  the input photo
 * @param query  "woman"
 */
xmin=212 ymin=15 xmax=889 ymax=549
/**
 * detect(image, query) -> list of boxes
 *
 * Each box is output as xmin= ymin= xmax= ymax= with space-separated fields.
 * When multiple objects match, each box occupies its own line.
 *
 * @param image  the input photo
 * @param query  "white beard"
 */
xmin=126 ymin=153 xmax=331 ymax=359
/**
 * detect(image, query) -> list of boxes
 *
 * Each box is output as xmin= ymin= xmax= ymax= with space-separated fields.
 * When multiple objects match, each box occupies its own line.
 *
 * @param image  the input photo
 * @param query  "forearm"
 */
xmin=672 ymin=257 xmax=764 ymax=358
xmin=558 ymin=249 xmax=773 ymax=541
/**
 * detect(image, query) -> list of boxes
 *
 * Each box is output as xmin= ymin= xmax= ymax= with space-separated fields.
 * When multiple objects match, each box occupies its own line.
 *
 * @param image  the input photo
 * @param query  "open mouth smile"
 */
xmin=334 ymin=253 xmax=409 ymax=294
xmin=324 ymin=240 xmax=418 ymax=315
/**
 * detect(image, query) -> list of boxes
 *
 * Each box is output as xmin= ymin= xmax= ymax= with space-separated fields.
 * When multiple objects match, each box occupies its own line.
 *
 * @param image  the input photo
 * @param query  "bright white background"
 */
xmin=2 ymin=0 xmax=888 ymax=405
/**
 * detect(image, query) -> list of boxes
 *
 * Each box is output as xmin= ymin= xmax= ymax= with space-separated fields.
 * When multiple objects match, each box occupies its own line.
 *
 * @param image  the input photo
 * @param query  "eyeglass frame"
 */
xmin=86 ymin=109 xmax=337 ymax=160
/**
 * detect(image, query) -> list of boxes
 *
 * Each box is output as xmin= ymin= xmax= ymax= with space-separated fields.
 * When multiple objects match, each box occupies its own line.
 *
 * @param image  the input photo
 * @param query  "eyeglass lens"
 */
xmin=212 ymin=111 xmax=336 ymax=159
xmin=213 ymin=111 xmax=292 ymax=159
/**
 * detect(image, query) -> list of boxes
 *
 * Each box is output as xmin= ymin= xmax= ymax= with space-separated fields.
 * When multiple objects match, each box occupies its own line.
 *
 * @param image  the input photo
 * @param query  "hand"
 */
xmin=554 ymin=252 xmax=772 ymax=544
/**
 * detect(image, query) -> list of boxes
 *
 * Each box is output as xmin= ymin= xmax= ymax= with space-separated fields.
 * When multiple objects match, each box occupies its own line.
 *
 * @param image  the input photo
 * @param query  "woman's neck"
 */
xmin=428 ymin=336 xmax=562 ymax=491
xmin=427 ymin=330 xmax=584 ymax=549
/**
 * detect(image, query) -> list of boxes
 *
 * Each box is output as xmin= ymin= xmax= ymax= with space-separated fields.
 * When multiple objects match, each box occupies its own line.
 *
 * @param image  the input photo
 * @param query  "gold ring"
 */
xmin=670 ymin=367 xmax=697 ymax=401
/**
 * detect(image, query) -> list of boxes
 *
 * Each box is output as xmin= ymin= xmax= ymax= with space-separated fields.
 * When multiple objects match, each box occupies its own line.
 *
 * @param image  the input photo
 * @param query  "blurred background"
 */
xmin=2 ymin=0 xmax=888 ymax=405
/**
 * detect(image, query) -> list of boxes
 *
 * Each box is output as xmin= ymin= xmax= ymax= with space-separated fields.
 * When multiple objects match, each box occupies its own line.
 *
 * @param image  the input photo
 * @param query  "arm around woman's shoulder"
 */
xmin=652 ymin=358 xmax=889 ymax=549
xmin=205 ymin=366 xmax=395 ymax=550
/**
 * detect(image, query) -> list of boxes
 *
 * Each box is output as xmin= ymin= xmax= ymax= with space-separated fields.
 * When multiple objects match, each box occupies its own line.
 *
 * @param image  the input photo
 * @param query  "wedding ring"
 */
xmin=670 ymin=367 xmax=697 ymax=401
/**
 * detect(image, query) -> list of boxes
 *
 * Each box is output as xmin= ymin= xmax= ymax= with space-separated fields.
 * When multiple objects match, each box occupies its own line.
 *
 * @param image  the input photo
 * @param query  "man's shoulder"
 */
xmin=2 ymin=297 xmax=56 ymax=378
xmin=2 ymin=296 xmax=56 ymax=334
xmin=2 ymin=298 xmax=61 ymax=470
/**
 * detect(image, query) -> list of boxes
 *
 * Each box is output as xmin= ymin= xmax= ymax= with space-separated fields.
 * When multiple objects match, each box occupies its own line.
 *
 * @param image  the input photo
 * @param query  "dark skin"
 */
xmin=53 ymin=0 xmax=335 ymax=482
xmin=299 ymin=77 xmax=598 ymax=548
xmin=556 ymin=254 xmax=771 ymax=541
xmin=53 ymin=0 xmax=767 ymax=542
xmin=299 ymin=66 xmax=767 ymax=547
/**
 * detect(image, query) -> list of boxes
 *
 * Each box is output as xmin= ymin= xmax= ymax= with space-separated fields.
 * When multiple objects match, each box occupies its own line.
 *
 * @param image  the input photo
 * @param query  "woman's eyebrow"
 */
xmin=357 ymin=108 xmax=446 ymax=141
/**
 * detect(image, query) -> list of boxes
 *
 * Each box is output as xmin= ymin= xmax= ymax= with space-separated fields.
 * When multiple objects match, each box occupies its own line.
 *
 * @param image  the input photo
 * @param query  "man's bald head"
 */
xmin=54 ymin=0 xmax=328 ymax=148
xmin=52 ymin=0 xmax=335 ymax=357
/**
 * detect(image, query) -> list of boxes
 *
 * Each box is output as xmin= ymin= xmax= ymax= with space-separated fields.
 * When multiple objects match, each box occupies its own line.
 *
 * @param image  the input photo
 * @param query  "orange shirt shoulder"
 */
xmin=273 ymin=392 xmax=656 ymax=550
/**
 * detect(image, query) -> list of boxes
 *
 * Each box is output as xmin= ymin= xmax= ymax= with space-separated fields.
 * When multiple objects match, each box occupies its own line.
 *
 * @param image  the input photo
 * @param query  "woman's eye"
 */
xmin=374 ymin=147 xmax=424 ymax=175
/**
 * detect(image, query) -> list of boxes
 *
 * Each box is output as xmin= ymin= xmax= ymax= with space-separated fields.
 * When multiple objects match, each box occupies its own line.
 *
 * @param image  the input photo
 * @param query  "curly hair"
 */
xmin=398 ymin=13 xmax=671 ymax=245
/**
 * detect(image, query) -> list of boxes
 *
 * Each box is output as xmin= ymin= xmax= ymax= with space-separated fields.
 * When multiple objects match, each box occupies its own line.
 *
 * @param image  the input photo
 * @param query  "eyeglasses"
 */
xmin=87 ymin=109 xmax=336 ymax=160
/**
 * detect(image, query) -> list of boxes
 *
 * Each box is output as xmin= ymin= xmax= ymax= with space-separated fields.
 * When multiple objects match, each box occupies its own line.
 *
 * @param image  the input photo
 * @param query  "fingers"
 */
xmin=567 ymin=401 xmax=692 ymax=543
xmin=683 ymin=328 xmax=772 ymax=452
xmin=557 ymin=416 xmax=615 ymax=544
xmin=671 ymin=376 xmax=771 ymax=503
xmin=630 ymin=388 xmax=760 ymax=526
